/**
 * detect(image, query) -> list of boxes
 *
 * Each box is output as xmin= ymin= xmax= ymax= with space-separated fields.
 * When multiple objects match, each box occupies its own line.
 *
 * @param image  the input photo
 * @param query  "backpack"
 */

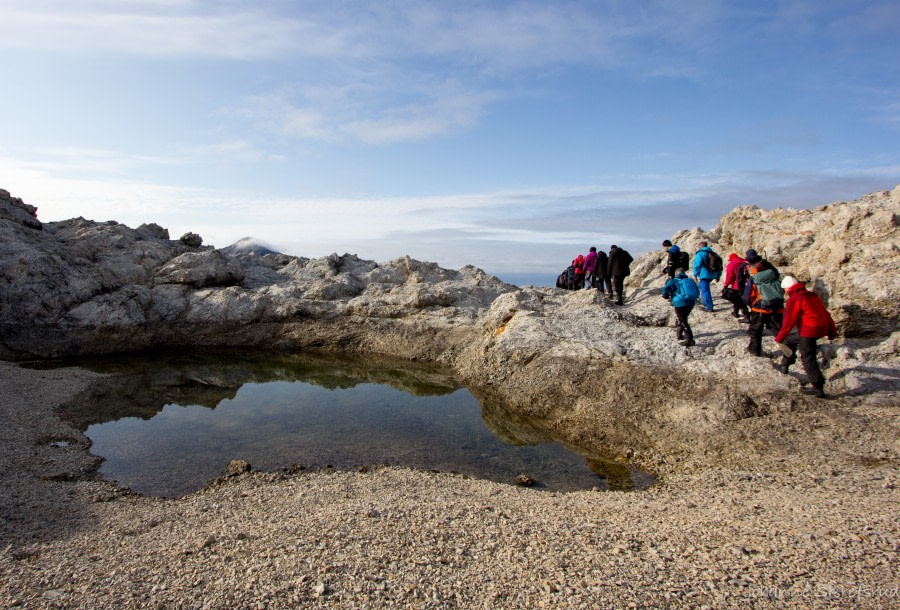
xmin=676 ymin=276 xmax=700 ymax=302
xmin=703 ymin=250 xmax=723 ymax=274
xmin=556 ymin=271 xmax=568 ymax=289
xmin=566 ymin=265 xmax=576 ymax=283
xmin=677 ymin=250 xmax=690 ymax=272
xmin=751 ymin=268 xmax=784 ymax=310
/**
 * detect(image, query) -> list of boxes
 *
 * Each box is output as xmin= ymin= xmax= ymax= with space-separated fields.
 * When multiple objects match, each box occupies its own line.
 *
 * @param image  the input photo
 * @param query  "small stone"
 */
xmin=515 ymin=475 xmax=535 ymax=487
xmin=226 ymin=460 xmax=251 ymax=476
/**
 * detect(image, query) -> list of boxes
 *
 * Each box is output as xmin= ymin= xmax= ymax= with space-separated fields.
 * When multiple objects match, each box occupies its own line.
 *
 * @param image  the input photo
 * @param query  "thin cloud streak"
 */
xmin=0 ymin=3 xmax=342 ymax=60
xmin=0 ymin=1 xmax=718 ymax=69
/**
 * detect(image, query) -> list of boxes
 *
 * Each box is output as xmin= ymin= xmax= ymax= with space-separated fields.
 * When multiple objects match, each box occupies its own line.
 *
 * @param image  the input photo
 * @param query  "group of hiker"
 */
xmin=557 ymin=239 xmax=838 ymax=398
xmin=660 ymin=240 xmax=836 ymax=398
xmin=556 ymin=245 xmax=634 ymax=305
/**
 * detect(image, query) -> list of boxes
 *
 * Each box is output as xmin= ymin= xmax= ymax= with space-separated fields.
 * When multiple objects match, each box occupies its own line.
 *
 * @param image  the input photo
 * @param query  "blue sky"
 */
xmin=1 ymin=1 xmax=897 ymax=281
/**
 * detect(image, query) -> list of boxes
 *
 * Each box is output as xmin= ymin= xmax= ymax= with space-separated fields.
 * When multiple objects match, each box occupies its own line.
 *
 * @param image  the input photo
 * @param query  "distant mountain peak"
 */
xmin=221 ymin=237 xmax=280 ymax=257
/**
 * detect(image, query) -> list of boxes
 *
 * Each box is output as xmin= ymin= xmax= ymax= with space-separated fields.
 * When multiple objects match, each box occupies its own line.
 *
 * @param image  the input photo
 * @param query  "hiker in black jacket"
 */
xmin=661 ymin=240 xmax=687 ymax=279
xmin=607 ymin=245 xmax=633 ymax=305
xmin=592 ymin=248 xmax=611 ymax=298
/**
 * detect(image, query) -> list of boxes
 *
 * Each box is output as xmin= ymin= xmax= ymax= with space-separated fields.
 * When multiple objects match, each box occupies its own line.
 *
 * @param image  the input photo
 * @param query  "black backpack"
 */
xmin=556 ymin=271 xmax=568 ymax=289
xmin=677 ymin=251 xmax=690 ymax=272
xmin=703 ymin=250 xmax=723 ymax=273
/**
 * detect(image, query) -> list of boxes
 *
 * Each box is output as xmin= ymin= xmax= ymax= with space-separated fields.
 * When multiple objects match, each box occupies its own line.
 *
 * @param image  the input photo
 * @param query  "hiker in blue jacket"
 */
xmin=662 ymin=268 xmax=699 ymax=347
xmin=692 ymin=241 xmax=722 ymax=312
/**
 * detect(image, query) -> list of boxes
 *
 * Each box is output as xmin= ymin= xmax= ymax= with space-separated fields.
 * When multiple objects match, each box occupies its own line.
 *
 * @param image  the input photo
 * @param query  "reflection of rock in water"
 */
xmin=479 ymin=391 xmax=652 ymax=491
xmin=478 ymin=394 xmax=553 ymax=447
xmin=586 ymin=458 xmax=634 ymax=491
xmin=55 ymin=349 xmax=462 ymax=430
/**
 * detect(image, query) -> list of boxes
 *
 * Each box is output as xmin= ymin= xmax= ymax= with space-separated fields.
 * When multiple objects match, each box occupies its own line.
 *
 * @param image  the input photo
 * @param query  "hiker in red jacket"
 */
xmin=774 ymin=276 xmax=838 ymax=398
xmin=722 ymin=253 xmax=750 ymax=321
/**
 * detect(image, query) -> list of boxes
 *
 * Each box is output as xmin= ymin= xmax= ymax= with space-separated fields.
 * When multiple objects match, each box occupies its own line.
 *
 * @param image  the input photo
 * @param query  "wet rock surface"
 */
xmin=0 ymin=186 xmax=898 ymax=607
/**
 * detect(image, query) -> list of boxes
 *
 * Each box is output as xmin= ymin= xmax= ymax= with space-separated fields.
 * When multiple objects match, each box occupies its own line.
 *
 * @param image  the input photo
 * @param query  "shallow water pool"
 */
xmin=53 ymin=350 xmax=652 ymax=497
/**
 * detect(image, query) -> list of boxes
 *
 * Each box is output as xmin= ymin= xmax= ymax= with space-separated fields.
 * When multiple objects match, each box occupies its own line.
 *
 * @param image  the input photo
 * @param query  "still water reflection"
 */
xmin=54 ymin=350 xmax=651 ymax=497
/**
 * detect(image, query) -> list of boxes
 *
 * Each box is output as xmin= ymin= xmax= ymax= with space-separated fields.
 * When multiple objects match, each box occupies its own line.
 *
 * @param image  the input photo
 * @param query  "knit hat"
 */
xmin=781 ymin=276 xmax=798 ymax=290
xmin=745 ymin=249 xmax=761 ymax=263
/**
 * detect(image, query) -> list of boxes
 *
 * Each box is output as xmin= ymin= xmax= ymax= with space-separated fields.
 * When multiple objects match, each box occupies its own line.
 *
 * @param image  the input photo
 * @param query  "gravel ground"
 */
xmin=1 ymin=361 xmax=897 ymax=609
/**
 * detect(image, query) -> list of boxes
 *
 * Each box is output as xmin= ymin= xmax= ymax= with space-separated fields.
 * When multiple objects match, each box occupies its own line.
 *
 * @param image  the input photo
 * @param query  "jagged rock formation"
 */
xmin=0 ymin=188 xmax=514 ymax=360
xmin=1 ymin=186 xmax=897 ymax=473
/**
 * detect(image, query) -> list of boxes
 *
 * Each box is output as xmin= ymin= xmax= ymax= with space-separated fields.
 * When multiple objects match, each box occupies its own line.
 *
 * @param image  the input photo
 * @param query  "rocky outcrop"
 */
xmin=0 ymin=196 xmax=514 ymax=360
xmin=627 ymin=186 xmax=900 ymax=337
xmin=0 ymin=189 xmax=41 ymax=230
xmin=1 ymin=187 xmax=897 ymax=474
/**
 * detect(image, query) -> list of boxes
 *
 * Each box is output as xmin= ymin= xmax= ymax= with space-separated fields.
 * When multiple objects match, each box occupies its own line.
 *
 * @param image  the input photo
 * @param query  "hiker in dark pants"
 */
xmin=662 ymin=268 xmax=699 ymax=347
xmin=722 ymin=252 xmax=750 ymax=321
xmin=775 ymin=276 xmax=837 ymax=398
xmin=593 ymin=248 xmax=611 ymax=297
xmin=607 ymin=245 xmax=633 ymax=305
xmin=661 ymin=240 xmax=687 ymax=279
xmin=742 ymin=251 xmax=783 ymax=356
xmin=583 ymin=247 xmax=598 ymax=289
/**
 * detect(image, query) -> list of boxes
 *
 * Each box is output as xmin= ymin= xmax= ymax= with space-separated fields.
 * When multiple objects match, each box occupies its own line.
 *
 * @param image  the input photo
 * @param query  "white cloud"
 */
xmin=0 ymin=1 xmax=349 ymax=60
xmin=230 ymin=79 xmax=498 ymax=144
xmin=0 ymin=1 xmax=722 ymax=69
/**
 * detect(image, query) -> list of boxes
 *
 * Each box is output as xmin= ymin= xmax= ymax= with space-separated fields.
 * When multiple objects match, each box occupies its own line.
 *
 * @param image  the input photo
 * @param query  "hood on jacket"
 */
xmin=728 ymin=253 xmax=741 ymax=261
xmin=786 ymin=282 xmax=807 ymax=296
xmin=667 ymin=244 xmax=681 ymax=253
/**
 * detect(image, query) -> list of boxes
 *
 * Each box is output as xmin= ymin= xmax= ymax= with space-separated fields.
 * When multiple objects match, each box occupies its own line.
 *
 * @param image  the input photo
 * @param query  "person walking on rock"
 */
xmin=722 ymin=252 xmax=750 ymax=321
xmin=662 ymin=268 xmax=699 ymax=347
xmin=691 ymin=241 xmax=722 ymax=312
xmin=572 ymin=254 xmax=586 ymax=290
xmin=742 ymin=250 xmax=784 ymax=356
xmin=661 ymin=240 xmax=689 ymax=279
xmin=607 ymin=245 xmax=633 ymax=305
xmin=592 ymin=247 xmax=611 ymax=297
xmin=583 ymin=247 xmax=598 ymax=290
xmin=774 ymin=276 xmax=837 ymax=398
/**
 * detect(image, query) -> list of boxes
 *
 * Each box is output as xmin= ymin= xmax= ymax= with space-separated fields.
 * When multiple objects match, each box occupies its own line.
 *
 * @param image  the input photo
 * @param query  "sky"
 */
xmin=1 ymin=0 xmax=898 ymax=284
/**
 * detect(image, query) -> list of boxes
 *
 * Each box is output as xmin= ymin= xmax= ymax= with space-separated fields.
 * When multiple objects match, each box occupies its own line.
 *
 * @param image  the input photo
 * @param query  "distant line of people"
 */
xmin=556 ymin=245 xmax=633 ymax=306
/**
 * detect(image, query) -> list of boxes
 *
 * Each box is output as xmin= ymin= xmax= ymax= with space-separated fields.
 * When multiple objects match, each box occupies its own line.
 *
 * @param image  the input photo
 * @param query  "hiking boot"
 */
xmin=680 ymin=339 xmax=696 ymax=347
xmin=801 ymin=386 xmax=826 ymax=398
xmin=778 ymin=363 xmax=790 ymax=374
xmin=745 ymin=346 xmax=761 ymax=356
xmin=731 ymin=311 xmax=741 ymax=318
